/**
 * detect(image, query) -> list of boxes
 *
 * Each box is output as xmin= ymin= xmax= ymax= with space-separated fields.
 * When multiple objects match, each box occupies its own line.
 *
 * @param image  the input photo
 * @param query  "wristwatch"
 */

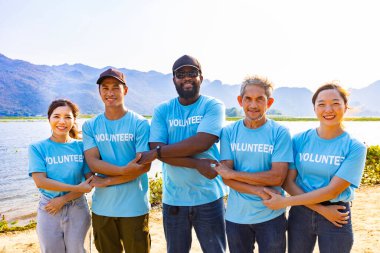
xmin=156 ymin=145 xmax=162 ymax=158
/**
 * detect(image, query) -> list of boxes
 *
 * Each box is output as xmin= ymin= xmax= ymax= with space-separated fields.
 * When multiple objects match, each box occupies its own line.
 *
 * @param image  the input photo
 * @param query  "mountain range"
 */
xmin=1 ymin=53 xmax=379 ymax=117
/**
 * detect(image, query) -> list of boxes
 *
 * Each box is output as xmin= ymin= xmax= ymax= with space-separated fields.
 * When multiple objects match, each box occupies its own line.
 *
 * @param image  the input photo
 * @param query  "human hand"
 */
xmin=254 ymin=187 xmax=281 ymax=200
xmin=318 ymin=205 xmax=350 ymax=227
xmin=45 ymin=197 xmax=65 ymax=215
xmin=123 ymin=153 xmax=149 ymax=176
xmin=76 ymin=175 xmax=94 ymax=193
xmin=195 ymin=159 xmax=218 ymax=179
xmin=214 ymin=163 xmax=235 ymax=179
xmin=138 ymin=150 xmax=157 ymax=165
xmin=262 ymin=187 xmax=286 ymax=210
xmin=90 ymin=175 xmax=110 ymax=188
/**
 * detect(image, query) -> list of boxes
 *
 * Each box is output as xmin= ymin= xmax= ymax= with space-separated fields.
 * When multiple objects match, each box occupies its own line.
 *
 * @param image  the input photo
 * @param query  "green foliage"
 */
xmin=149 ymin=173 xmax=163 ymax=206
xmin=0 ymin=215 xmax=36 ymax=233
xmin=361 ymin=145 xmax=380 ymax=185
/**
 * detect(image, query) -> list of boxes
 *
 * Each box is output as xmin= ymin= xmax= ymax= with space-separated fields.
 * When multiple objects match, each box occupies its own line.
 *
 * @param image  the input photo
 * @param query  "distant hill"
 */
xmin=271 ymin=87 xmax=314 ymax=116
xmin=348 ymin=81 xmax=380 ymax=116
xmin=0 ymin=53 xmax=379 ymax=116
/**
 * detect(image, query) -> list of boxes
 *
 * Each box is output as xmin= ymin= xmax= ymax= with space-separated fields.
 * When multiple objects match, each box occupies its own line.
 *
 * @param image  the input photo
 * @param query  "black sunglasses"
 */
xmin=174 ymin=70 xmax=200 ymax=79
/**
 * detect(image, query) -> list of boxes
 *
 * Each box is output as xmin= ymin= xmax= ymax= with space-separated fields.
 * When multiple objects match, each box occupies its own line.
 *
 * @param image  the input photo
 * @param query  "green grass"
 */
xmin=341 ymin=117 xmax=380 ymax=121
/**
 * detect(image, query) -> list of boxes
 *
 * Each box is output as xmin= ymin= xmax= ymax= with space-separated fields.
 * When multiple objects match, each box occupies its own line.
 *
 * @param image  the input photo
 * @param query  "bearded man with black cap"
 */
xmin=140 ymin=55 xmax=228 ymax=253
xmin=82 ymin=68 xmax=153 ymax=253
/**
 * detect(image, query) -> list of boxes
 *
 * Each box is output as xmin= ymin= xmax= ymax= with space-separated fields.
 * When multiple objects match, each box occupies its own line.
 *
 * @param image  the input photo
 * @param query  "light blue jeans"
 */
xmin=36 ymin=195 xmax=91 ymax=253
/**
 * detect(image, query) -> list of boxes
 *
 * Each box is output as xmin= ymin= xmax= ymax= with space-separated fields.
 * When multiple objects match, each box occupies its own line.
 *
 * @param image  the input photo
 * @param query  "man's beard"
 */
xmin=175 ymin=83 xmax=200 ymax=99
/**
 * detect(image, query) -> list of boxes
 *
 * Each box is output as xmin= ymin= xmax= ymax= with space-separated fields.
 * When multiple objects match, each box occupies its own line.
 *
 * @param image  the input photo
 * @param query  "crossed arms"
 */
xmin=31 ymin=172 xmax=93 ymax=215
xmin=215 ymin=160 xmax=288 ymax=199
xmin=263 ymin=169 xmax=351 ymax=227
xmin=84 ymin=147 xmax=151 ymax=187
xmin=138 ymin=132 xmax=220 ymax=179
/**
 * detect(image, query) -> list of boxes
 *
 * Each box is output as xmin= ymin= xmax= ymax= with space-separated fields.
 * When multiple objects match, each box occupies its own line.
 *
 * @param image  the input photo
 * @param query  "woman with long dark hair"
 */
xmin=28 ymin=99 xmax=93 ymax=253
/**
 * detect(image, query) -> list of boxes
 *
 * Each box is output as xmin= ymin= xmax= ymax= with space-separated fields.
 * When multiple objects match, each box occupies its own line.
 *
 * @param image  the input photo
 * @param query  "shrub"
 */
xmin=0 ymin=215 xmax=36 ymax=233
xmin=149 ymin=173 xmax=163 ymax=207
xmin=362 ymin=145 xmax=380 ymax=185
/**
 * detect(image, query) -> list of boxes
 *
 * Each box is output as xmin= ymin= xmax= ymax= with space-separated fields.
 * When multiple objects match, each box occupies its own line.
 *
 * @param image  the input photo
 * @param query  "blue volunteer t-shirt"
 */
xmin=149 ymin=95 xmax=228 ymax=206
xmin=82 ymin=111 xmax=150 ymax=217
xmin=291 ymin=129 xmax=367 ymax=202
xmin=28 ymin=139 xmax=91 ymax=199
xmin=220 ymin=119 xmax=293 ymax=224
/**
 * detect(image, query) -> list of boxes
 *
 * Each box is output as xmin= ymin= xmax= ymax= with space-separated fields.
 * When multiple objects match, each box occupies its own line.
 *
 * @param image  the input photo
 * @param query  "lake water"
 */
xmin=0 ymin=119 xmax=379 ymax=223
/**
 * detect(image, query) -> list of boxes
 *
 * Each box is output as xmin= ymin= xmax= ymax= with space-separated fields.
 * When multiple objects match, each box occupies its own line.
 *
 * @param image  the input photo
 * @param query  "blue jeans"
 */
xmin=288 ymin=204 xmax=353 ymax=253
xmin=163 ymin=198 xmax=226 ymax=253
xmin=226 ymin=214 xmax=287 ymax=253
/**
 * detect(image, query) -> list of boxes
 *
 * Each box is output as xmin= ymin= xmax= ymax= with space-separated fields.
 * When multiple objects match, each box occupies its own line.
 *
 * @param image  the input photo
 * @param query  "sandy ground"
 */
xmin=0 ymin=185 xmax=379 ymax=253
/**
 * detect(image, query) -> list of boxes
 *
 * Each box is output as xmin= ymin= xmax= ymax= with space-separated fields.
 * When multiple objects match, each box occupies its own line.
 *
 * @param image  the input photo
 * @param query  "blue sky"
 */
xmin=1 ymin=0 xmax=379 ymax=90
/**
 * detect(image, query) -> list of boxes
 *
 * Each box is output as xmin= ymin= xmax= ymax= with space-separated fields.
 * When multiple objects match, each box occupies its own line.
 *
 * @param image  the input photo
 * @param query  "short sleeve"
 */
xmin=149 ymin=105 xmax=168 ymax=144
xmin=82 ymin=120 xmax=97 ymax=151
xmin=335 ymin=141 xmax=367 ymax=188
xmin=272 ymin=127 xmax=293 ymax=163
xmin=135 ymin=119 xmax=150 ymax=153
xmin=28 ymin=144 xmax=46 ymax=177
xmin=197 ymin=100 xmax=224 ymax=137
xmin=78 ymin=141 xmax=91 ymax=175
xmin=220 ymin=127 xmax=233 ymax=161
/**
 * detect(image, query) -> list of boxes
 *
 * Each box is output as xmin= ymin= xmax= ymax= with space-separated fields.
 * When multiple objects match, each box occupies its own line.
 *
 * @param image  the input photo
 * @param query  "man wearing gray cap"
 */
xmin=140 ymin=55 xmax=228 ymax=253
xmin=82 ymin=68 xmax=152 ymax=253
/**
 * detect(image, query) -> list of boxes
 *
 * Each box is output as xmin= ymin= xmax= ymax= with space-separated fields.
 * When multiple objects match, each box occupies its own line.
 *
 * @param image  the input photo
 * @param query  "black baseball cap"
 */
xmin=172 ymin=55 xmax=202 ymax=73
xmin=96 ymin=68 xmax=126 ymax=85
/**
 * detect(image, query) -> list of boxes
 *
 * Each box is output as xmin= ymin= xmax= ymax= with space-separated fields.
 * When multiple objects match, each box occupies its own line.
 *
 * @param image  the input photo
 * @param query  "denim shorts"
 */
xmin=288 ymin=203 xmax=353 ymax=253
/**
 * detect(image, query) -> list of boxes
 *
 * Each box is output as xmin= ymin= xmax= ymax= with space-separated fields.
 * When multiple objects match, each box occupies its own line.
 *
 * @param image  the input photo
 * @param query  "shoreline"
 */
xmin=1 ymin=116 xmax=380 ymax=122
